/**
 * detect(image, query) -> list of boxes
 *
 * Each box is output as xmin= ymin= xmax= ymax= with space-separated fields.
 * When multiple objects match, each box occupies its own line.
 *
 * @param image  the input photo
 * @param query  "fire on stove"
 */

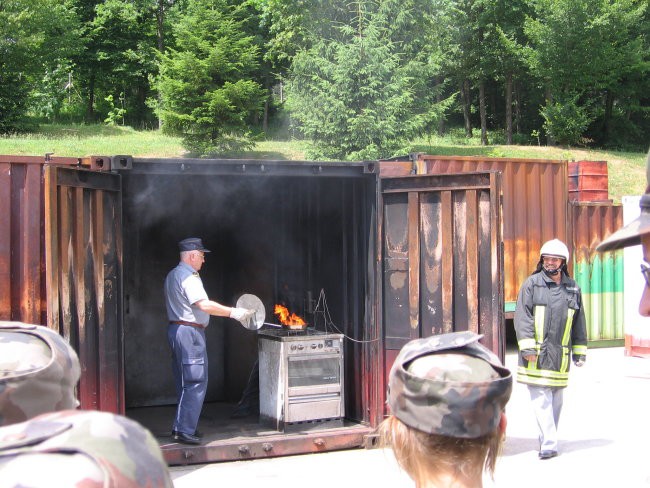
xmin=273 ymin=304 xmax=308 ymax=330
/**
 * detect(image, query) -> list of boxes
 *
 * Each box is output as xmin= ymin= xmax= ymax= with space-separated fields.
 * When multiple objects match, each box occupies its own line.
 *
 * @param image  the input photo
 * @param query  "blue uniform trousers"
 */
xmin=167 ymin=323 xmax=208 ymax=435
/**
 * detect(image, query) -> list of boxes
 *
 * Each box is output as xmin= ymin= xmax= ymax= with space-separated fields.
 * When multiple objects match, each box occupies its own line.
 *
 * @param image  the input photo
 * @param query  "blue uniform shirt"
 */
xmin=164 ymin=262 xmax=210 ymax=327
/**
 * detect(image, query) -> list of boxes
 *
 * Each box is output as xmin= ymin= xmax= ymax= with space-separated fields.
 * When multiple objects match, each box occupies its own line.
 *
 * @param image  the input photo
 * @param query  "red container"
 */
xmin=568 ymin=160 xmax=609 ymax=202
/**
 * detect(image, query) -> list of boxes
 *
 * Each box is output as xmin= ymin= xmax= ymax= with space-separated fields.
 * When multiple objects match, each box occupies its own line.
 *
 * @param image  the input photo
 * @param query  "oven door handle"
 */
xmin=288 ymin=392 xmax=341 ymax=404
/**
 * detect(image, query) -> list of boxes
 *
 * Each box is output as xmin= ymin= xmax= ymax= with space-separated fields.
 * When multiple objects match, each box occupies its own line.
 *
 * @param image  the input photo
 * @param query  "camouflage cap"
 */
xmin=0 ymin=321 xmax=80 ymax=427
xmin=387 ymin=331 xmax=512 ymax=438
xmin=0 ymin=410 xmax=173 ymax=487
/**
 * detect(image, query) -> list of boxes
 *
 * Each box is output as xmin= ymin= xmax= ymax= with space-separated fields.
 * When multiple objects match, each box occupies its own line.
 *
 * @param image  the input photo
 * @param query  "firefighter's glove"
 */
xmin=230 ymin=307 xmax=255 ymax=327
xmin=573 ymin=357 xmax=586 ymax=367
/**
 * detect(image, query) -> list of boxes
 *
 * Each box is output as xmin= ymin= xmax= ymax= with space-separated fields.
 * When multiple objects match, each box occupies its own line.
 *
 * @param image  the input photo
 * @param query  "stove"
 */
xmin=258 ymin=328 xmax=344 ymax=431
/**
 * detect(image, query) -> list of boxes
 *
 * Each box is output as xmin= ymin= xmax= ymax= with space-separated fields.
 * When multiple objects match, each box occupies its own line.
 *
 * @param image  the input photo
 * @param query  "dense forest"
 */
xmin=1 ymin=0 xmax=648 ymax=158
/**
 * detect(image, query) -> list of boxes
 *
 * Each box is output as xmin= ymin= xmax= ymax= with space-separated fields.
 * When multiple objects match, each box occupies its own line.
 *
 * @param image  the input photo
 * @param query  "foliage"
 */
xmin=0 ymin=0 xmax=81 ymax=131
xmin=156 ymin=0 xmax=266 ymax=155
xmin=540 ymin=96 xmax=592 ymax=146
xmin=104 ymin=94 xmax=127 ymax=126
xmin=524 ymin=0 xmax=649 ymax=145
xmin=286 ymin=0 xmax=454 ymax=160
xmin=0 ymin=0 xmax=648 ymax=153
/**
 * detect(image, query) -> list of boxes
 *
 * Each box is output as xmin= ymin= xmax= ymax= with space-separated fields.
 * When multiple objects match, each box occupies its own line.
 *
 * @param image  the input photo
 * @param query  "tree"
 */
xmin=524 ymin=0 xmax=648 ymax=146
xmin=0 ymin=0 xmax=81 ymax=131
xmin=286 ymin=0 xmax=454 ymax=160
xmin=157 ymin=0 xmax=266 ymax=155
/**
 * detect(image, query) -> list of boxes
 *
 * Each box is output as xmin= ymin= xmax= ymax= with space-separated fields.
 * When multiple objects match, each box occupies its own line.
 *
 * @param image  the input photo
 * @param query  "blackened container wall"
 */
xmin=380 ymin=155 xmax=569 ymax=315
xmin=0 ymin=156 xmax=124 ymax=414
xmin=119 ymin=160 xmax=375 ymax=426
xmin=378 ymin=171 xmax=504 ymax=411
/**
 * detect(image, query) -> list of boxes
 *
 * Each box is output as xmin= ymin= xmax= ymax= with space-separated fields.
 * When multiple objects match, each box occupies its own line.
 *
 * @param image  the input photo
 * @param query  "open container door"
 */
xmin=44 ymin=165 xmax=124 ymax=414
xmin=378 ymin=171 xmax=504 ymax=413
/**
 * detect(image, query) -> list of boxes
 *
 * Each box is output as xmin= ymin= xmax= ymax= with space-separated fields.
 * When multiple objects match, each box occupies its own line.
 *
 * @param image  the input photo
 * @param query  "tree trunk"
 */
xmin=603 ymin=90 xmax=614 ymax=145
xmin=437 ymin=77 xmax=445 ymax=136
xmin=462 ymin=79 xmax=472 ymax=138
xmin=86 ymin=73 xmax=95 ymax=122
xmin=545 ymin=87 xmax=555 ymax=146
xmin=514 ymin=79 xmax=521 ymax=135
xmin=263 ymin=98 xmax=269 ymax=133
xmin=156 ymin=0 xmax=166 ymax=129
xmin=479 ymin=81 xmax=488 ymax=145
xmin=505 ymin=72 xmax=513 ymax=145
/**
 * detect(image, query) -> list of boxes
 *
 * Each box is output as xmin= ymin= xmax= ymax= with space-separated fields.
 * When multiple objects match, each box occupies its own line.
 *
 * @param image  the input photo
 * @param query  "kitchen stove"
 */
xmin=258 ymin=328 xmax=344 ymax=432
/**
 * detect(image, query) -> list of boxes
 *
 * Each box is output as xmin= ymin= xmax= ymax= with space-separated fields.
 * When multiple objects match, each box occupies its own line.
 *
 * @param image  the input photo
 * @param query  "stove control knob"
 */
xmin=311 ymin=343 xmax=317 ymax=349
xmin=291 ymin=345 xmax=297 ymax=351
xmin=318 ymin=343 xmax=323 ymax=349
xmin=297 ymin=345 xmax=304 ymax=350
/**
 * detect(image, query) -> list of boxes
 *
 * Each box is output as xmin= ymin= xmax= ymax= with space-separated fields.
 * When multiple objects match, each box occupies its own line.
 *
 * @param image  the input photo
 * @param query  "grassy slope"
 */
xmin=0 ymin=124 xmax=646 ymax=202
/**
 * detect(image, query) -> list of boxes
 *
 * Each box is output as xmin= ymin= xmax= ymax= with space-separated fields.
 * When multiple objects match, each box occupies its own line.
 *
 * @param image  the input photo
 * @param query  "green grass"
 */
xmin=0 ymin=124 xmax=645 ymax=202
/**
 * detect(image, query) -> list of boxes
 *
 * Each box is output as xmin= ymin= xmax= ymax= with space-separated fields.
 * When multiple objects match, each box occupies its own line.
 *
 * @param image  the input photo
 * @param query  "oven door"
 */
xmin=286 ymin=353 xmax=343 ymax=422
xmin=287 ymin=353 xmax=342 ymax=397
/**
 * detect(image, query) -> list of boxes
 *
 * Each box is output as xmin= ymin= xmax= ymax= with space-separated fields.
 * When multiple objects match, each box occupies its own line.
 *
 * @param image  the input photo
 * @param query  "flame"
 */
xmin=274 ymin=304 xmax=306 ymax=326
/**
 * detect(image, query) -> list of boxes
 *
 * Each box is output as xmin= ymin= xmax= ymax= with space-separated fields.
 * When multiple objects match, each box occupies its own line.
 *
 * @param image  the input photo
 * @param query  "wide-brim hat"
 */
xmin=597 ymin=150 xmax=650 ymax=252
xmin=596 ymin=194 xmax=650 ymax=252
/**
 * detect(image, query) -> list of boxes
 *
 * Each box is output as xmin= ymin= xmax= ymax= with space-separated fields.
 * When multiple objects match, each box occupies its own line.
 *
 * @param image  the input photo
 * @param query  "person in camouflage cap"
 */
xmin=378 ymin=331 xmax=512 ymax=488
xmin=0 ymin=321 xmax=80 ymax=426
xmin=0 ymin=321 xmax=173 ymax=487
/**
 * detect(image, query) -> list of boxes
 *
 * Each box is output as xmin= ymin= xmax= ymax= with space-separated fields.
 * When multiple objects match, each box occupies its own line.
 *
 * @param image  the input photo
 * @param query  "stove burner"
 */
xmin=258 ymin=327 xmax=327 ymax=338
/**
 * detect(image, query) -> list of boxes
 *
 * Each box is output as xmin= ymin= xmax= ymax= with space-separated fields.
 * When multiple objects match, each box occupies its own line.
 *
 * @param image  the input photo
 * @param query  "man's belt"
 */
xmin=170 ymin=320 xmax=205 ymax=329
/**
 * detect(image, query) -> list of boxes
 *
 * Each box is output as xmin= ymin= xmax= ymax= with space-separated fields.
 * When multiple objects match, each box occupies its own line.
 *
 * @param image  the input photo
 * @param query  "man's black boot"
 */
xmin=173 ymin=431 xmax=202 ymax=445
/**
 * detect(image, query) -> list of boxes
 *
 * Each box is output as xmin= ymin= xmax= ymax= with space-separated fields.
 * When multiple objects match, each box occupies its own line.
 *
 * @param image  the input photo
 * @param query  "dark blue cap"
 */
xmin=178 ymin=237 xmax=210 ymax=253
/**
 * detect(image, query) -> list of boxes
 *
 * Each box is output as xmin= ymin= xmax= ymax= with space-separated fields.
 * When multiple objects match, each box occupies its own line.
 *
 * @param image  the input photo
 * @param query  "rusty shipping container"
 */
xmin=0 ymin=155 xmax=503 ymax=465
xmin=381 ymin=154 xmax=569 ymax=318
xmin=570 ymin=201 xmax=624 ymax=344
xmin=568 ymin=160 xmax=610 ymax=202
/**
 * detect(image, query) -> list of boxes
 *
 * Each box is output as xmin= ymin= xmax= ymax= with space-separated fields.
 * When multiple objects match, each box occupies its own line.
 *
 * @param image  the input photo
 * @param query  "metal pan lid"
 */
xmin=235 ymin=294 xmax=265 ymax=330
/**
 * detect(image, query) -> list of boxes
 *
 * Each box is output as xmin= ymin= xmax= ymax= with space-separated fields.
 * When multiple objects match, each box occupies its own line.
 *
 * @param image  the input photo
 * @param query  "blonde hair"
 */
xmin=377 ymin=415 xmax=504 ymax=486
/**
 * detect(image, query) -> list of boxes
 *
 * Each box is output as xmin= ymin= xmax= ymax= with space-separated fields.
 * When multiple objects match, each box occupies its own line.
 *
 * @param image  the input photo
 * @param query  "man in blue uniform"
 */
xmin=164 ymin=237 xmax=254 ymax=445
xmin=514 ymin=238 xmax=587 ymax=460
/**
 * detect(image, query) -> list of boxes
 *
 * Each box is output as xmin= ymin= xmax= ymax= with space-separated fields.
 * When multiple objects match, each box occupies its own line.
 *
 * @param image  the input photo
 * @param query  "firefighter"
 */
xmin=514 ymin=238 xmax=587 ymax=460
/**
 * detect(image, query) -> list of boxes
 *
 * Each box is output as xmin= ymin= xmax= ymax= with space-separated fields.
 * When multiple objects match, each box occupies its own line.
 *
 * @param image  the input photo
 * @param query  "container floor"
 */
xmin=127 ymin=402 xmax=367 ymax=446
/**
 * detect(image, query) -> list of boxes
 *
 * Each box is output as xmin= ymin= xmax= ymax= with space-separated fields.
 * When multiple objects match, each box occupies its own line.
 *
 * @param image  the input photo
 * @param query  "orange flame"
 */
xmin=274 ymin=304 xmax=306 ymax=326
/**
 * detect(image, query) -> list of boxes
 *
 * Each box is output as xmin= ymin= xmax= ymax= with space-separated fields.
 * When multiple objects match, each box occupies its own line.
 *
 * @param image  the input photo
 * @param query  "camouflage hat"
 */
xmin=596 ymin=149 xmax=650 ymax=252
xmin=387 ymin=331 xmax=512 ymax=438
xmin=0 ymin=410 xmax=173 ymax=487
xmin=0 ymin=322 xmax=80 ymax=426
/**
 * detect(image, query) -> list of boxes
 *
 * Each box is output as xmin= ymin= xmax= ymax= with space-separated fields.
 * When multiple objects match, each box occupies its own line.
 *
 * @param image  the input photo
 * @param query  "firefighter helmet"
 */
xmin=539 ymin=239 xmax=569 ymax=262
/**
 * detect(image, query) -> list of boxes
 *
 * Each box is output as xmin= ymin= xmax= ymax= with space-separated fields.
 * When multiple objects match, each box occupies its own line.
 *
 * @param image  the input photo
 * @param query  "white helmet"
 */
xmin=539 ymin=239 xmax=569 ymax=262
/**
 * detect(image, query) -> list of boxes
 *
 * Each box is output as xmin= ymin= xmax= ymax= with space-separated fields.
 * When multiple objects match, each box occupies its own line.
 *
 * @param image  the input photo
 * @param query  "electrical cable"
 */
xmin=313 ymin=288 xmax=380 ymax=343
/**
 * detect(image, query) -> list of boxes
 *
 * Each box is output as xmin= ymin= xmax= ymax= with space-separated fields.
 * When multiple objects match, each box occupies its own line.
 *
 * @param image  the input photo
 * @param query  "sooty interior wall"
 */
xmin=121 ymin=171 xmax=369 ymax=409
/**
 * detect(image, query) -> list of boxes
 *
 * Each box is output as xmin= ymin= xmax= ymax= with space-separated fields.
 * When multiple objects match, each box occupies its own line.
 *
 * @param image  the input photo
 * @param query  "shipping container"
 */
xmin=381 ymin=154 xmax=569 ymax=318
xmin=568 ymin=160 xmax=609 ymax=202
xmin=570 ymin=201 xmax=624 ymax=344
xmin=0 ymin=155 xmax=504 ymax=465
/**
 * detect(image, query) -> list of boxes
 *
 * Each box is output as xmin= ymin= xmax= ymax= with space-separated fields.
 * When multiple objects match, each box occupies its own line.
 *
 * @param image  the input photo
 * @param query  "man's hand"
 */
xmin=574 ymin=359 xmax=585 ymax=367
xmin=230 ymin=307 xmax=255 ymax=325
xmin=523 ymin=354 xmax=537 ymax=363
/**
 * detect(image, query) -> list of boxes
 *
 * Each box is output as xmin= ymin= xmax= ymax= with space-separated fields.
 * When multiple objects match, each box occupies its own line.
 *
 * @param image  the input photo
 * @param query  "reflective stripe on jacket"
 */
xmin=514 ymin=271 xmax=587 ymax=388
